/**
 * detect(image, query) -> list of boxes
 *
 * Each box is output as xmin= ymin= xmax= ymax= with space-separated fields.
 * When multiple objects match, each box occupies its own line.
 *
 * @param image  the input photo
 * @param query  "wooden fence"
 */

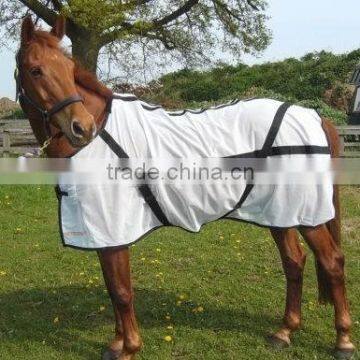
xmin=1 ymin=119 xmax=360 ymax=157
xmin=0 ymin=119 xmax=37 ymax=156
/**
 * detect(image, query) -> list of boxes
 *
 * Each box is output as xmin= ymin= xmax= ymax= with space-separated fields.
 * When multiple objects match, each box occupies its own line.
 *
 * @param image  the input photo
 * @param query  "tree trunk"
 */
xmin=71 ymin=33 xmax=101 ymax=73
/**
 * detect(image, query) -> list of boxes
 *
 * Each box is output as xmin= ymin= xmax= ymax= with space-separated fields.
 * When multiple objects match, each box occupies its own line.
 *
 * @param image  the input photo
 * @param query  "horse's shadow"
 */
xmin=0 ymin=285 xmax=329 ymax=358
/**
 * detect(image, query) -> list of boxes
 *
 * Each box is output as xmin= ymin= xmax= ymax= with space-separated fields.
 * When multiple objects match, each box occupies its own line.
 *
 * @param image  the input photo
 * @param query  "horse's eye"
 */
xmin=29 ymin=67 xmax=42 ymax=78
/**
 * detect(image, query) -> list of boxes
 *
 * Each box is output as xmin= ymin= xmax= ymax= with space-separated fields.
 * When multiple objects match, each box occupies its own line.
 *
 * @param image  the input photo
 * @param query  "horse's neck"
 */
xmin=28 ymin=84 xmax=109 ymax=158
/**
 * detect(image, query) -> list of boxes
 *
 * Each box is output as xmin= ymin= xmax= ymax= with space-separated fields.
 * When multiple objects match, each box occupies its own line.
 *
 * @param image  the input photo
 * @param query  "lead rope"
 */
xmin=39 ymin=136 xmax=53 ymax=156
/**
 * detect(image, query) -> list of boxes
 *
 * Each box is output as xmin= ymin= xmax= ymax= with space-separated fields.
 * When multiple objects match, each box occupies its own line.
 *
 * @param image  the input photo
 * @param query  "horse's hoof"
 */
xmin=102 ymin=349 xmax=122 ymax=360
xmin=334 ymin=348 xmax=356 ymax=360
xmin=267 ymin=335 xmax=290 ymax=349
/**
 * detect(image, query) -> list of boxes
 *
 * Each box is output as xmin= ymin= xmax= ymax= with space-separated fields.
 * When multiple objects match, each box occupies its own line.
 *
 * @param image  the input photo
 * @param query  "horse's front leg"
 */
xmin=269 ymin=228 xmax=307 ymax=348
xmin=98 ymin=247 xmax=142 ymax=360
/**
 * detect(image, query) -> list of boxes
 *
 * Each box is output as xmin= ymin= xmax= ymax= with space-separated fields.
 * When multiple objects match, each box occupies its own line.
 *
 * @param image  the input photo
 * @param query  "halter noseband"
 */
xmin=15 ymin=50 xmax=84 ymax=138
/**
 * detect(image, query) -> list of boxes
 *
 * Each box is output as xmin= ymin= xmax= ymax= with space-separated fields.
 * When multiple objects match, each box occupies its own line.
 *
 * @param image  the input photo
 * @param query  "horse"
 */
xmin=15 ymin=15 xmax=355 ymax=360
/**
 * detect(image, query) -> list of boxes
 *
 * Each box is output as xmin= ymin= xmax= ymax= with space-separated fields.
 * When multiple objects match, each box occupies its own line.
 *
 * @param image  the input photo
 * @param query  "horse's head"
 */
xmin=18 ymin=16 xmax=96 ymax=147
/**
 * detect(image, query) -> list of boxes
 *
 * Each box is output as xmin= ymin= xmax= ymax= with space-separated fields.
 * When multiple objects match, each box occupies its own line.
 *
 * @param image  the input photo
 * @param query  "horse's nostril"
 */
xmin=71 ymin=120 xmax=85 ymax=139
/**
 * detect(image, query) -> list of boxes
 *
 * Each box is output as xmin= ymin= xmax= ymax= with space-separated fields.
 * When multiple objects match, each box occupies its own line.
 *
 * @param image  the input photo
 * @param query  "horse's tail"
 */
xmin=317 ymin=118 xmax=342 ymax=305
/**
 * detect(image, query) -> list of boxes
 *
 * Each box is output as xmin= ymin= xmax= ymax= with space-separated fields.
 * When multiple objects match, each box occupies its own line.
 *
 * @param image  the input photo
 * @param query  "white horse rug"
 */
xmin=57 ymin=96 xmax=334 ymax=250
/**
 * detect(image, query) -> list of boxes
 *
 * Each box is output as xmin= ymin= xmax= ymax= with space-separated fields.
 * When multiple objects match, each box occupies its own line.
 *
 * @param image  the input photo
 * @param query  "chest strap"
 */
xmin=99 ymin=129 xmax=171 ymax=226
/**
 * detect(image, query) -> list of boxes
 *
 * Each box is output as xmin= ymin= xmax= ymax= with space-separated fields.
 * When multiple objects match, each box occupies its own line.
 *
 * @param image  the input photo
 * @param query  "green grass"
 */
xmin=0 ymin=186 xmax=359 ymax=359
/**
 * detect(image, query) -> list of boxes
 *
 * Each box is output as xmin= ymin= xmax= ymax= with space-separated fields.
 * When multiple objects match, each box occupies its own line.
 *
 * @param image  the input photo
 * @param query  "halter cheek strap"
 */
xmin=25 ymin=94 xmax=84 ymax=123
xmin=17 ymin=85 xmax=84 ymax=123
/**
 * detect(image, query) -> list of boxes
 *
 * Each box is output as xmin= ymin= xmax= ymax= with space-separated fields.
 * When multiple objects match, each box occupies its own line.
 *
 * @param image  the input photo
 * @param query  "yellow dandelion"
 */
xmin=164 ymin=335 xmax=172 ymax=342
xmin=156 ymin=248 xmax=161 ymax=252
xmin=99 ymin=306 xmax=106 ymax=312
xmin=53 ymin=317 xmax=59 ymax=324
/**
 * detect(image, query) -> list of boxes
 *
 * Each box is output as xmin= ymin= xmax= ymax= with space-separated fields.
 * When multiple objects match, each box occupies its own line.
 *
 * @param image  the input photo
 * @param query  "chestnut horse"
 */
xmin=15 ymin=16 xmax=355 ymax=360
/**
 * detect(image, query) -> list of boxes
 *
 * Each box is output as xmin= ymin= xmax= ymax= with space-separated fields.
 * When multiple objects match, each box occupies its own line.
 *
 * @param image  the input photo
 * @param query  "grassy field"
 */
xmin=0 ymin=185 xmax=359 ymax=359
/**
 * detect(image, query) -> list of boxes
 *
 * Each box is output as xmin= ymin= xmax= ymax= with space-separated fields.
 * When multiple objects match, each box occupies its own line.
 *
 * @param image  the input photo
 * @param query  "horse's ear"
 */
xmin=21 ymin=15 xmax=35 ymax=46
xmin=51 ymin=16 xmax=66 ymax=40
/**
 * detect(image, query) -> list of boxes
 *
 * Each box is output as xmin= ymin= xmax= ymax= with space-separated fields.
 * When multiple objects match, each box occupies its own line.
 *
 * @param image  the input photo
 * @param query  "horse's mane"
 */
xmin=30 ymin=30 xmax=113 ymax=99
xmin=72 ymin=59 xmax=113 ymax=99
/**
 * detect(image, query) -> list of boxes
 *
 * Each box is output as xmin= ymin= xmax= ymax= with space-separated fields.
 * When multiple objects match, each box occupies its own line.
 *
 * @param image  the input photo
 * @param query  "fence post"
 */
xmin=2 ymin=130 xmax=11 ymax=156
xmin=339 ymin=134 xmax=345 ymax=157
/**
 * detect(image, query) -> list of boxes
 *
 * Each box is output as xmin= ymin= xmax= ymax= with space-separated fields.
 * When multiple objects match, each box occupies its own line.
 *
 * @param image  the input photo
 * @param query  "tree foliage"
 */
xmin=0 ymin=0 xmax=271 ymax=77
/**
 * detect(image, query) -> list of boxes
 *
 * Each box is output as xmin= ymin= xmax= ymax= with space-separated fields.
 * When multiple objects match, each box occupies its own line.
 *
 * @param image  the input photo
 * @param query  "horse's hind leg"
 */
xmin=300 ymin=225 xmax=355 ymax=358
xmin=98 ymin=247 xmax=142 ymax=360
xmin=269 ymin=228 xmax=306 ymax=347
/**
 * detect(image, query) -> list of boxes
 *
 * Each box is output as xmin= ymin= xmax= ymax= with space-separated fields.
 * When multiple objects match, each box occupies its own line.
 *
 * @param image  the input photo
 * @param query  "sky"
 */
xmin=1 ymin=0 xmax=360 ymax=100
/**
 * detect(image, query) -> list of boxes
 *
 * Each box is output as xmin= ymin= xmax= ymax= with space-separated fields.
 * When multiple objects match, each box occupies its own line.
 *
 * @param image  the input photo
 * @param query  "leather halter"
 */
xmin=15 ymin=50 xmax=84 ymax=138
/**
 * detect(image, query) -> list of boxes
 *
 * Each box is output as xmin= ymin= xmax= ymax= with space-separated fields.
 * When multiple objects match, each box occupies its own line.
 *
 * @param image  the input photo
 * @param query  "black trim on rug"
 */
xmin=112 ymin=94 xmax=257 ymax=116
xmin=60 ymin=216 xmax=315 ymax=252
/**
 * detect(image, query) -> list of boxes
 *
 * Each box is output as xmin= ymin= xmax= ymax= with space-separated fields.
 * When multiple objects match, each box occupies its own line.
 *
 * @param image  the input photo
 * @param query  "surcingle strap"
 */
xmin=100 ymin=129 xmax=171 ymax=226
xmin=232 ymin=102 xmax=291 ymax=212
xmin=261 ymin=102 xmax=292 ymax=157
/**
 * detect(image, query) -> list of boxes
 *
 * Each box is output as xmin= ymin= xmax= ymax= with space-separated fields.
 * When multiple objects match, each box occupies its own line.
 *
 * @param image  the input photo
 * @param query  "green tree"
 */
xmin=0 ymin=0 xmax=271 ymax=75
